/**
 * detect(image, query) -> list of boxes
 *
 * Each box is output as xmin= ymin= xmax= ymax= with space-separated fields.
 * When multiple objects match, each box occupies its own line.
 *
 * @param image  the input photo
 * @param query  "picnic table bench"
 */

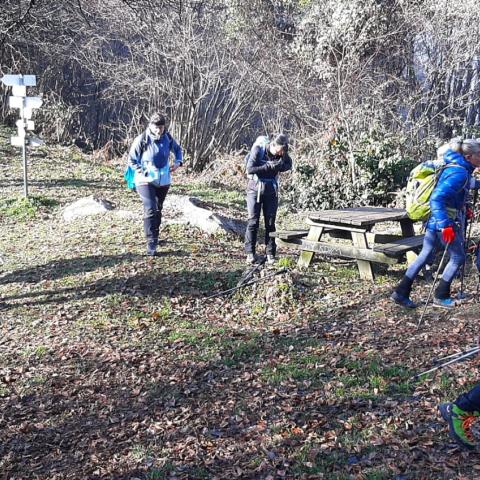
xmin=272 ymin=207 xmax=423 ymax=281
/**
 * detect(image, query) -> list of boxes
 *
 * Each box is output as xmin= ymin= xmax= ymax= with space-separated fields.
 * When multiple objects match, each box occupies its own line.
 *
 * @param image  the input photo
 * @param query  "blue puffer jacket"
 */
xmin=426 ymin=149 xmax=474 ymax=230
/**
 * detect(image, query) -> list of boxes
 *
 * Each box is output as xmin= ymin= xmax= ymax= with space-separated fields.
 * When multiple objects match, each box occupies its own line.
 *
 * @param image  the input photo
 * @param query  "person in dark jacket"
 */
xmin=244 ymin=134 xmax=292 ymax=264
xmin=128 ymin=113 xmax=183 ymax=256
xmin=391 ymin=138 xmax=480 ymax=308
xmin=439 ymin=385 xmax=480 ymax=450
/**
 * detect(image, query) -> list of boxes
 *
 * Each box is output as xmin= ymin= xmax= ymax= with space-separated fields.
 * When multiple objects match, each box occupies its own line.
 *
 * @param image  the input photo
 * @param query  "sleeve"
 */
xmin=430 ymin=168 xmax=468 ymax=229
xmin=246 ymin=145 xmax=273 ymax=175
xmin=276 ymin=152 xmax=292 ymax=173
xmin=470 ymin=177 xmax=480 ymax=190
xmin=170 ymin=134 xmax=183 ymax=165
xmin=128 ymin=134 xmax=144 ymax=172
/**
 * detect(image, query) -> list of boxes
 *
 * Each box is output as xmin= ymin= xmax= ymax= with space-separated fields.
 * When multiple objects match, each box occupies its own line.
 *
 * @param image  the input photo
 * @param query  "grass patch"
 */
xmin=261 ymin=354 xmax=326 ymax=385
xmin=171 ymin=183 xmax=244 ymax=210
xmin=293 ymin=445 xmax=349 ymax=476
xmin=221 ymin=337 xmax=263 ymax=366
xmin=277 ymin=256 xmax=296 ymax=269
xmin=146 ymin=463 xmax=174 ymax=480
xmin=333 ymin=356 xmax=414 ymax=400
xmin=0 ymin=195 xmax=59 ymax=220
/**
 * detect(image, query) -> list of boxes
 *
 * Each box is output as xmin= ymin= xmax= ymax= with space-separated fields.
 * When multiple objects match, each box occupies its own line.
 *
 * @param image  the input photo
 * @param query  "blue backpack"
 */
xmin=124 ymin=131 xmax=148 ymax=190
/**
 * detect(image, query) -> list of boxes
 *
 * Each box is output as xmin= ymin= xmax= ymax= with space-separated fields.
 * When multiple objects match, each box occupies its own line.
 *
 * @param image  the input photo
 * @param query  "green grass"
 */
xmin=261 ymin=354 xmax=326 ymax=385
xmin=293 ymin=446 xmax=349 ymax=476
xmin=171 ymin=182 xmax=244 ymax=210
xmin=221 ymin=337 xmax=263 ymax=366
xmin=146 ymin=463 xmax=174 ymax=480
xmin=333 ymin=356 xmax=414 ymax=400
xmin=0 ymin=195 xmax=59 ymax=219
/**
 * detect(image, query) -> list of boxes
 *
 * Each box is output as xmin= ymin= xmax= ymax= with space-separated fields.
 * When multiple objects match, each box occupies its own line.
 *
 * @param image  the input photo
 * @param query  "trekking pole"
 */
xmin=237 ymin=256 xmax=266 ymax=288
xmin=459 ymin=190 xmax=478 ymax=298
xmin=413 ymin=347 xmax=480 ymax=380
xmin=205 ymin=268 xmax=287 ymax=300
xmin=417 ymin=243 xmax=450 ymax=328
xmin=433 ymin=345 xmax=480 ymax=364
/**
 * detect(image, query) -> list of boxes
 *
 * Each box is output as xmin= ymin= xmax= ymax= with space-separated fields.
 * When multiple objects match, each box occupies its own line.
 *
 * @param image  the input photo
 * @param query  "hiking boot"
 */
xmin=246 ymin=253 xmax=257 ymax=264
xmin=433 ymin=297 xmax=457 ymax=309
xmin=390 ymin=291 xmax=418 ymax=309
xmin=439 ymin=402 xmax=478 ymax=450
xmin=266 ymin=254 xmax=276 ymax=265
xmin=146 ymin=239 xmax=158 ymax=256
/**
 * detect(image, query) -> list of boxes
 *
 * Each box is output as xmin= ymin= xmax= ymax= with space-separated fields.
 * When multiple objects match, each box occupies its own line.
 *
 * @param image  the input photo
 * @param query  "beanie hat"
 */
xmin=273 ymin=134 xmax=288 ymax=147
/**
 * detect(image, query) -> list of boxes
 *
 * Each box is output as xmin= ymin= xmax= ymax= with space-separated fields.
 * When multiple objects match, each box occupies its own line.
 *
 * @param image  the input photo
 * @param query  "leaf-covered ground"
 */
xmin=2 ymin=126 xmax=480 ymax=479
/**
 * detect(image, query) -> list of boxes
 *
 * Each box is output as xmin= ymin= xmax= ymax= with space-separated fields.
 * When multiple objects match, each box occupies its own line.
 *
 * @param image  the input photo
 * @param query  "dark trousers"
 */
xmin=137 ymin=183 xmax=170 ymax=241
xmin=456 ymin=384 xmax=480 ymax=412
xmin=244 ymin=189 xmax=278 ymax=256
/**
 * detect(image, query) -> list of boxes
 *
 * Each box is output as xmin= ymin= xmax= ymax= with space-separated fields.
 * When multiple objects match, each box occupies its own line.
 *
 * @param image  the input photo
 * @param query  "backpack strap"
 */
xmin=139 ymin=131 xmax=149 ymax=156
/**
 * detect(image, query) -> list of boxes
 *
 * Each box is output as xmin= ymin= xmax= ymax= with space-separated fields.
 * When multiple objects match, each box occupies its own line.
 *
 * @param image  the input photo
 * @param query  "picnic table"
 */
xmin=272 ymin=207 xmax=424 ymax=281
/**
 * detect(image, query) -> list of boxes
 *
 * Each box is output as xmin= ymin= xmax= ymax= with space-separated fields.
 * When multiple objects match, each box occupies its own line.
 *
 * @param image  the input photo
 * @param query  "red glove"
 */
xmin=442 ymin=226 xmax=456 ymax=244
xmin=467 ymin=206 xmax=474 ymax=220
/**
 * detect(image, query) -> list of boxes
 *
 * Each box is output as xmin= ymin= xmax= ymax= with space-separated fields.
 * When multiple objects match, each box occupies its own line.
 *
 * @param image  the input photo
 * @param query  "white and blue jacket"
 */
xmin=128 ymin=130 xmax=183 ymax=187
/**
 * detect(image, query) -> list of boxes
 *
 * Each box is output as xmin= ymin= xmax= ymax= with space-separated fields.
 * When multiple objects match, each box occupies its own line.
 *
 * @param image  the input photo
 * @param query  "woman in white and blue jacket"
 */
xmin=391 ymin=138 xmax=480 ymax=309
xmin=128 ymin=113 xmax=183 ymax=256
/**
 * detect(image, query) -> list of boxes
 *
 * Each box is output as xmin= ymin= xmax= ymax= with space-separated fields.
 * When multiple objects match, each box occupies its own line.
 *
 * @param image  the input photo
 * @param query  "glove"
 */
xmin=466 ymin=206 xmax=474 ymax=220
xmin=442 ymin=225 xmax=455 ymax=244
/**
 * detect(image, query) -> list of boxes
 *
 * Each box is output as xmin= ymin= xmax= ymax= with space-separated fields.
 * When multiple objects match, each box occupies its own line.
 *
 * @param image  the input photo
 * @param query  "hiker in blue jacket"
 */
xmin=128 ymin=113 xmax=183 ymax=256
xmin=244 ymin=134 xmax=292 ymax=264
xmin=391 ymin=138 xmax=480 ymax=309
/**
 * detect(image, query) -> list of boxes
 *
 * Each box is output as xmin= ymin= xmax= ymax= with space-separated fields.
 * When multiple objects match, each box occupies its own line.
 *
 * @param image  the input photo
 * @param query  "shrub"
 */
xmin=284 ymin=130 xmax=417 ymax=210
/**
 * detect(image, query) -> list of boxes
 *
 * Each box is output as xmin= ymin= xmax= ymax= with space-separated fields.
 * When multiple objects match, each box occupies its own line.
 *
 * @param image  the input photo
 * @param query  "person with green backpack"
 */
xmin=391 ymin=138 xmax=480 ymax=309
xmin=127 ymin=113 xmax=183 ymax=256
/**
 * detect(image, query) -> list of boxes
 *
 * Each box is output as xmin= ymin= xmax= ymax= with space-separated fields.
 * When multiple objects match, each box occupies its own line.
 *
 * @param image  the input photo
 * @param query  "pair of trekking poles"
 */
xmin=418 ymin=191 xmax=479 ymax=327
xmin=413 ymin=342 xmax=480 ymax=379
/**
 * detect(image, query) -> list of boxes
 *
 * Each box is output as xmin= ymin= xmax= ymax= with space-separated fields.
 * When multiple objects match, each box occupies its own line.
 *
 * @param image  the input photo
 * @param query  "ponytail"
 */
xmin=448 ymin=137 xmax=480 ymax=156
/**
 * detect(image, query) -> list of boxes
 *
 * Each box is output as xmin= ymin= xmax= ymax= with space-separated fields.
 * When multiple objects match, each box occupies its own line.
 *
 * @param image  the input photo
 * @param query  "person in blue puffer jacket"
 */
xmin=391 ymin=138 xmax=480 ymax=309
xmin=128 ymin=113 xmax=183 ymax=256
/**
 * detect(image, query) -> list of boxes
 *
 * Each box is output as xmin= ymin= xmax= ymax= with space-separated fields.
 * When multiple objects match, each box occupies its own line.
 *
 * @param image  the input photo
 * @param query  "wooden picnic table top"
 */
xmin=308 ymin=207 xmax=410 ymax=227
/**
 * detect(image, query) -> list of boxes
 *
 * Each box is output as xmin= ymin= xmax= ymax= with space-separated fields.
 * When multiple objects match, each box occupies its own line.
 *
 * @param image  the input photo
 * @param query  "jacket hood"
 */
xmin=444 ymin=149 xmax=475 ymax=173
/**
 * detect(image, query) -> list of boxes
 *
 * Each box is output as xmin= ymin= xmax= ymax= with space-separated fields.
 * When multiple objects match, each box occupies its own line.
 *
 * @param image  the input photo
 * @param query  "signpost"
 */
xmin=1 ymin=74 xmax=43 ymax=198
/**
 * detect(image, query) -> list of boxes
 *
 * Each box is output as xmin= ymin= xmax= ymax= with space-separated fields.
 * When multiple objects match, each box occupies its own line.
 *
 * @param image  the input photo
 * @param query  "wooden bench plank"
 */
xmin=278 ymin=238 xmax=399 ymax=265
xmin=270 ymin=230 xmax=309 ymax=240
xmin=373 ymin=235 xmax=424 ymax=257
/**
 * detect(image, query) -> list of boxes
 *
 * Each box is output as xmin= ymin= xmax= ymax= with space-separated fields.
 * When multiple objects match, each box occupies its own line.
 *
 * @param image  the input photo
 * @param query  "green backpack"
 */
xmin=405 ymin=160 xmax=465 ymax=221
xmin=405 ymin=160 xmax=446 ymax=221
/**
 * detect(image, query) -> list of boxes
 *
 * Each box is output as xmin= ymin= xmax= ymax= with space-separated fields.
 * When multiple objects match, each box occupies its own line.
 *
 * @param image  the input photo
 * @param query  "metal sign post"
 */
xmin=1 ymin=74 xmax=43 ymax=198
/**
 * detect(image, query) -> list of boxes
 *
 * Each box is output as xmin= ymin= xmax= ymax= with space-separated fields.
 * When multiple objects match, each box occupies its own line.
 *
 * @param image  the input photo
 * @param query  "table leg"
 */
xmin=400 ymin=219 xmax=417 ymax=264
xmin=351 ymin=231 xmax=374 ymax=281
xmin=298 ymin=226 xmax=324 ymax=268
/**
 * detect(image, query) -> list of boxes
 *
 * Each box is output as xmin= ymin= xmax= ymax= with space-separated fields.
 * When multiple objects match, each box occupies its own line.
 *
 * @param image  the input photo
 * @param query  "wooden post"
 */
xmin=351 ymin=231 xmax=374 ymax=281
xmin=298 ymin=225 xmax=324 ymax=268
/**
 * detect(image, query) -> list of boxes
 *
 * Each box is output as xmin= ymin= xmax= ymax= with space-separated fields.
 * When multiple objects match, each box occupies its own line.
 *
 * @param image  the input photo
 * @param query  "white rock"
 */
xmin=63 ymin=195 xmax=115 ymax=222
